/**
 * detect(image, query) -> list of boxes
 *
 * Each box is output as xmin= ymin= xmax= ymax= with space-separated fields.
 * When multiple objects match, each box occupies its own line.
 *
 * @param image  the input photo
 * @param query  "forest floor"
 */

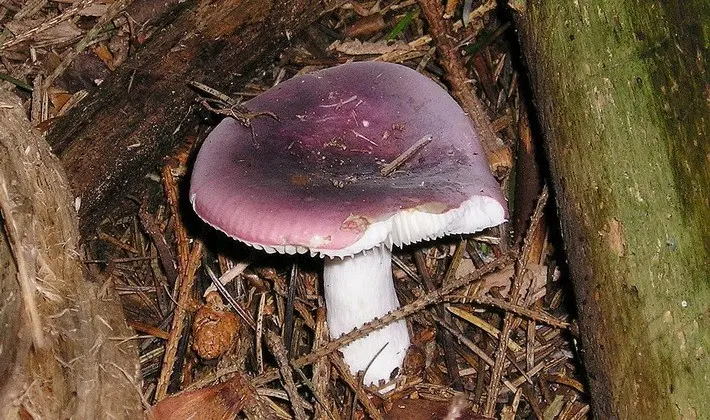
xmin=0 ymin=1 xmax=589 ymax=418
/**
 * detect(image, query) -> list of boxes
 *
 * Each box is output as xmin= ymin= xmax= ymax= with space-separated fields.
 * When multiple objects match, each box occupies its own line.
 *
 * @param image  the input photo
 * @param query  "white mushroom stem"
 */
xmin=323 ymin=246 xmax=410 ymax=386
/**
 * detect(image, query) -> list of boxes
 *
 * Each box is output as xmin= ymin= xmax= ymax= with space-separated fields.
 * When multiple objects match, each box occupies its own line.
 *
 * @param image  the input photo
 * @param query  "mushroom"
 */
xmin=190 ymin=62 xmax=507 ymax=386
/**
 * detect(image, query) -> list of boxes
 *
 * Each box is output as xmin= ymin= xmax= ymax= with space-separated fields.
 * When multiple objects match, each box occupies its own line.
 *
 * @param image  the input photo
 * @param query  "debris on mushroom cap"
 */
xmin=190 ymin=61 xmax=507 ymax=258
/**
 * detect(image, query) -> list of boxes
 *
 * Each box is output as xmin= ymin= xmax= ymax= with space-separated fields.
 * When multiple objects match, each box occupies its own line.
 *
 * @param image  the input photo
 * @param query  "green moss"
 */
xmin=516 ymin=0 xmax=710 ymax=417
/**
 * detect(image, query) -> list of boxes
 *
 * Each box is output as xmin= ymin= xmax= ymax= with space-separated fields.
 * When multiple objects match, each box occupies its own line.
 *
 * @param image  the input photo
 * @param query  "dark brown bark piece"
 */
xmin=49 ymin=0 xmax=341 ymax=235
xmin=512 ymin=102 xmax=543 ymax=245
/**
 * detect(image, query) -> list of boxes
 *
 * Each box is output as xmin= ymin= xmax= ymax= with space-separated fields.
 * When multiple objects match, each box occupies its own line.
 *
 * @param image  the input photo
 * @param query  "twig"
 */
xmin=185 ymin=255 xmax=513 ymax=395
xmin=84 ymin=256 xmax=156 ymax=263
xmin=203 ymin=259 xmax=250 ymax=296
xmin=204 ymin=265 xmax=256 ymax=330
xmin=188 ymin=81 xmax=238 ymax=105
xmin=256 ymin=293 xmax=266 ymax=373
xmin=138 ymin=204 xmax=178 ymax=286
xmin=417 ymin=0 xmax=503 ymax=161
xmin=439 ymin=240 xmax=467 ymax=389
xmin=542 ymin=373 xmax=586 ymax=393
xmin=432 ymin=309 xmax=531 ymax=393
xmin=500 ymin=358 xmax=552 ymax=396
xmin=446 ymin=306 xmax=523 ymax=352
xmin=1 ymin=0 xmax=92 ymax=50
xmin=284 ymin=264 xmax=298 ymax=354
xmin=443 ymin=295 xmax=569 ymax=329
xmin=392 ymin=254 xmax=421 ymax=281
xmin=312 ymin=307 xmax=339 ymax=420
xmin=14 ymin=0 xmax=49 ymax=24
xmin=155 ymin=241 xmax=203 ymax=401
xmin=199 ymin=99 xmax=279 ymax=127
xmin=414 ymin=243 xmax=463 ymax=390
xmin=162 ymin=164 xmax=190 ymax=289
xmin=253 ymin=253 xmax=514 ymax=386
xmin=97 ymin=231 xmax=140 ymax=254
xmin=229 ymin=372 xmax=279 ymax=420
xmin=329 ymin=355 xmax=384 ymax=420
xmin=290 ymin=361 xmax=337 ymax=420
xmin=484 ymin=185 xmax=549 ymax=416
xmin=189 ymin=81 xmax=279 ymax=128
xmin=526 ymin=317 xmax=536 ymax=373
xmin=569 ymin=404 xmax=591 ymax=420
xmin=380 ymin=134 xmax=432 ymax=176
xmin=265 ymin=330 xmax=308 ymax=420
xmin=430 ymin=313 xmax=494 ymax=367
xmin=31 ymin=74 xmax=47 ymax=124
xmin=129 ymin=320 xmax=169 ymax=340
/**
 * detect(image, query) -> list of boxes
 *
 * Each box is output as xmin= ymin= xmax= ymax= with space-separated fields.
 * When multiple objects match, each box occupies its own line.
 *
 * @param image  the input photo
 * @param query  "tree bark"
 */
xmin=49 ymin=0 xmax=340 ymax=234
xmin=513 ymin=1 xmax=710 ymax=418
xmin=0 ymin=87 xmax=142 ymax=419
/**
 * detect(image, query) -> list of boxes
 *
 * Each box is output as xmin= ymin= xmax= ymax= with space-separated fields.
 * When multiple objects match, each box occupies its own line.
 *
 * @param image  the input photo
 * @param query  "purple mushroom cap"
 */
xmin=190 ymin=61 xmax=508 ymax=387
xmin=190 ymin=61 xmax=507 ymax=257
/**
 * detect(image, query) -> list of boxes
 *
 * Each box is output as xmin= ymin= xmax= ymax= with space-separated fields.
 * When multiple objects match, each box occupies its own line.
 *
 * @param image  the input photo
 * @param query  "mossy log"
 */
xmin=514 ymin=1 xmax=709 ymax=418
